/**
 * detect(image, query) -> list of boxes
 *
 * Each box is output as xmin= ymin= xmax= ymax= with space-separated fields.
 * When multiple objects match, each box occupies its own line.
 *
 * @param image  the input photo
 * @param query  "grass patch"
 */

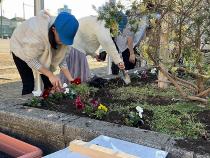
xmin=111 ymin=84 xmax=179 ymax=100
xmin=134 ymin=102 xmax=207 ymax=138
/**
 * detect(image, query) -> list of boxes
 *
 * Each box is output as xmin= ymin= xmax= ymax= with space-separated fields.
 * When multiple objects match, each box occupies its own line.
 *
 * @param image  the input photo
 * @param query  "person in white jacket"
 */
xmin=10 ymin=11 xmax=79 ymax=95
xmin=60 ymin=16 xmax=125 ymax=83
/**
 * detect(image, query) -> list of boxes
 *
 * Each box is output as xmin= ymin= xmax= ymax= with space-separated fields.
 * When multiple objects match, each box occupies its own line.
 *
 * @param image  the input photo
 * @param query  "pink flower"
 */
xmin=75 ymin=96 xmax=85 ymax=110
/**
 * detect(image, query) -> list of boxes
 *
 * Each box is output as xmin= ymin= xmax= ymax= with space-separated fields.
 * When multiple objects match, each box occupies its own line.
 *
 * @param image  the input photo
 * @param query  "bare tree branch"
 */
xmin=187 ymin=96 xmax=208 ymax=104
xmin=196 ymin=88 xmax=210 ymax=97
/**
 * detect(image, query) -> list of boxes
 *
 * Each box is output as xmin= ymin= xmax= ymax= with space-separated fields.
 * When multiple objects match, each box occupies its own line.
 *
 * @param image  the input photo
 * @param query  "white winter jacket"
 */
xmin=10 ymin=10 xmax=68 ymax=71
xmin=72 ymin=16 xmax=122 ymax=64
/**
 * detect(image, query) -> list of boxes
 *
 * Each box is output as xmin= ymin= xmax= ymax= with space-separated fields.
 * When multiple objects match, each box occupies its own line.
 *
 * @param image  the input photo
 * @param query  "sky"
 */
xmin=1 ymin=0 xmax=109 ymax=19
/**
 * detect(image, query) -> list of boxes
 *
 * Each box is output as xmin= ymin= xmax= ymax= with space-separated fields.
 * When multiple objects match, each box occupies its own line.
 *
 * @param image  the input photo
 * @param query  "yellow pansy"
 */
xmin=150 ymin=19 xmax=156 ymax=27
xmin=98 ymin=104 xmax=108 ymax=112
xmin=171 ymin=67 xmax=178 ymax=73
xmin=139 ymin=4 xmax=147 ymax=12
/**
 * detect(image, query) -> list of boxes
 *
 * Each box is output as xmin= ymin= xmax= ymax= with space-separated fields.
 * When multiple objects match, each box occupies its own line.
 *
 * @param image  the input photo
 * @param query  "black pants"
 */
xmin=111 ymin=47 xmax=137 ymax=75
xmin=12 ymin=53 xmax=52 ymax=95
xmin=122 ymin=48 xmax=137 ymax=70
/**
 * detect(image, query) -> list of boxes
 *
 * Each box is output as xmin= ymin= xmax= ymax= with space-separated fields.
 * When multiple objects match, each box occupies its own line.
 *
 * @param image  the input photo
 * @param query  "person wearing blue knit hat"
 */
xmin=10 ymin=10 xmax=79 ymax=96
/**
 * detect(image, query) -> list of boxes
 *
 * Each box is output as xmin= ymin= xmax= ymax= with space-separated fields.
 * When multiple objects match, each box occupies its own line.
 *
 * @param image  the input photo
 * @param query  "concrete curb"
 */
xmin=0 ymin=101 xmax=209 ymax=158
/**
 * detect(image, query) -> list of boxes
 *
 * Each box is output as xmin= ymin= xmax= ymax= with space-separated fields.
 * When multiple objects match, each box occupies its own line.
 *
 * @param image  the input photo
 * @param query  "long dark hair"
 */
xmin=48 ymin=24 xmax=58 ymax=49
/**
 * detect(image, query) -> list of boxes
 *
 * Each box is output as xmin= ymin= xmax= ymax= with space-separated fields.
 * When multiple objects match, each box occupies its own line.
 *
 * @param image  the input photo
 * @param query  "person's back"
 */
xmin=72 ymin=16 xmax=122 ymax=65
xmin=73 ymin=16 xmax=102 ymax=56
xmin=10 ymin=11 xmax=79 ymax=95
xmin=10 ymin=11 xmax=50 ymax=63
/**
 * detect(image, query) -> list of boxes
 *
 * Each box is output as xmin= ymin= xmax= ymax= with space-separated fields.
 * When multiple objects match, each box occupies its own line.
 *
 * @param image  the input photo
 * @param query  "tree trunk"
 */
xmin=158 ymin=15 xmax=170 ymax=89
xmin=173 ymin=19 xmax=183 ymax=66
xmin=195 ymin=24 xmax=205 ymax=93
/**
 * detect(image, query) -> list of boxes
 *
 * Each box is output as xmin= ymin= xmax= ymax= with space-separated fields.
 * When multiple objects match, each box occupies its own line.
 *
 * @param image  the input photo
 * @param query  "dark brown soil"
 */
xmin=24 ymin=77 xmax=157 ymax=130
xmin=24 ymin=76 xmax=176 ymax=130
xmin=93 ymin=86 xmax=176 ymax=107
xmin=146 ymin=96 xmax=175 ymax=105
xmin=197 ymin=110 xmax=210 ymax=133
xmin=41 ymin=99 xmax=86 ymax=117
xmin=0 ymin=152 xmax=13 ymax=158
xmin=176 ymin=138 xmax=210 ymax=155
xmin=36 ymin=97 xmax=153 ymax=130
xmin=176 ymin=110 xmax=210 ymax=155
xmin=23 ymin=76 xmax=210 ymax=155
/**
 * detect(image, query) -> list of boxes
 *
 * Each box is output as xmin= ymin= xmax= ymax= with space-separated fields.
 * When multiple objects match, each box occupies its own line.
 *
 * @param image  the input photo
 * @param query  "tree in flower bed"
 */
xmin=94 ymin=0 xmax=210 ymax=104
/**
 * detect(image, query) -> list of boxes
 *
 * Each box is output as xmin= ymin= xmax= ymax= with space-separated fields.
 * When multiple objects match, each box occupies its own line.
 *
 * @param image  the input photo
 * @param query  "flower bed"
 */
xmin=24 ymin=73 xmax=210 ymax=155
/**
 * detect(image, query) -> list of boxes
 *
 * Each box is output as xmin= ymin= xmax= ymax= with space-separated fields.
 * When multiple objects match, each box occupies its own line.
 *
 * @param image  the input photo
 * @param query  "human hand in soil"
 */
xmin=129 ymin=53 xmax=136 ymax=64
xmin=48 ymin=74 xmax=62 ymax=90
xmin=118 ymin=62 xmax=125 ymax=70
xmin=68 ymin=78 xmax=74 ymax=84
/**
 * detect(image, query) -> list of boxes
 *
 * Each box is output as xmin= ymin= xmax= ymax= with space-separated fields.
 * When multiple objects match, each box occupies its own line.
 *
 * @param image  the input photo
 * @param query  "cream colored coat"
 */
xmin=72 ymin=16 xmax=122 ymax=64
xmin=10 ymin=10 xmax=68 ymax=72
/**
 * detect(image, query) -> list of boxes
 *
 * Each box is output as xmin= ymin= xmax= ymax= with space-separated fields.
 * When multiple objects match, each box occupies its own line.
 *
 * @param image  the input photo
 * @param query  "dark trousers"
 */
xmin=122 ymin=48 xmax=137 ymax=70
xmin=111 ymin=47 xmax=137 ymax=75
xmin=12 ymin=53 xmax=52 ymax=95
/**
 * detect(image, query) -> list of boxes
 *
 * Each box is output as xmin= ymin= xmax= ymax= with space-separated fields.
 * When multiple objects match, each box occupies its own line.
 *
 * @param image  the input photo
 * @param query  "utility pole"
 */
xmin=109 ymin=0 xmax=116 ymax=3
xmin=23 ymin=2 xmax=25 ymax=19
xmin=0 ymin=1 xmax=2 ymax=38
xmin=32 ymin=0 xmax=45 ymax=96
xmin=23 ymin=2 xmax=33 ymax=19
xmin=34 ymin=0 xmax=44 ymax=16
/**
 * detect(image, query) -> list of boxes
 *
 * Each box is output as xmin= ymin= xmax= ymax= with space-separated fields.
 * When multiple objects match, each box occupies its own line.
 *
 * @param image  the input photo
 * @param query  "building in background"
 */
xmin=0 ymin=16 xmax=25 ymax=38
xmin=10 ymin=17 xmax=25 ymax=34
xmin=0 ymin=16 xmax=11 ymax=38
xmin=57 ymin=5 xmax=71 ymax=14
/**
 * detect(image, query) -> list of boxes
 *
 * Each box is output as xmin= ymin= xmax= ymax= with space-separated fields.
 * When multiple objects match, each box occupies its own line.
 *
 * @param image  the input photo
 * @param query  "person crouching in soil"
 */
xmin=10 ymin=11 xmax=79 ymax=96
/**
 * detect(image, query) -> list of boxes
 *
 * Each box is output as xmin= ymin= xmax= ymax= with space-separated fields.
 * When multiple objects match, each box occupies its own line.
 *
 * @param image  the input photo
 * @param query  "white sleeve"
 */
xmin=95 ymin=22 xmax=123 ymax=64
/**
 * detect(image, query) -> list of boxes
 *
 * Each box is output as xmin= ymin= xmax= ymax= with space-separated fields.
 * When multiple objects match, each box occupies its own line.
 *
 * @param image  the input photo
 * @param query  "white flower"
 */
xmin=134 ymin=70 xmax=138 ymax=74
xmin=64 ymin=88 xmax=70 ymax=94
xmin=136 ymin=106 xmax=143 ymax=118
xmin=63 ymin=83 xmax=68 ymax=88
xmin=71 ymin=90 xmax=76 ymax=95
xmin=150 ymin=68 xmax=157 ymax=74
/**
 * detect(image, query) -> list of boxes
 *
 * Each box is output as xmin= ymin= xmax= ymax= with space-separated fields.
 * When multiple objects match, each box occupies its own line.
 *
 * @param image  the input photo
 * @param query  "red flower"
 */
xmin=71 ymin=77 xmax=81 ymax=85
xmin=90 ymin=99 xmax=99 ymax=107
xmin=75 ymin=96 xmax=85 ymax=110
xmin=42 ymin=88 xmax=51 ymax=99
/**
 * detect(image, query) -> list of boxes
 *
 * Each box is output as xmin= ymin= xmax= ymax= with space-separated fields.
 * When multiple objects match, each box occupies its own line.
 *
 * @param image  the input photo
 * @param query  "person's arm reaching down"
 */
xmin=95 ymin=21 xmax=125 ymax=69
xmin=127 ymin=36 xmax=136 ymax=64
xmin=39 ymin=66 xmax=62 ymax=89
xmin=25 ymin=59 xmax=62 ymax=89
xmin=59 ymin=54 xmax=74 ymax=83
